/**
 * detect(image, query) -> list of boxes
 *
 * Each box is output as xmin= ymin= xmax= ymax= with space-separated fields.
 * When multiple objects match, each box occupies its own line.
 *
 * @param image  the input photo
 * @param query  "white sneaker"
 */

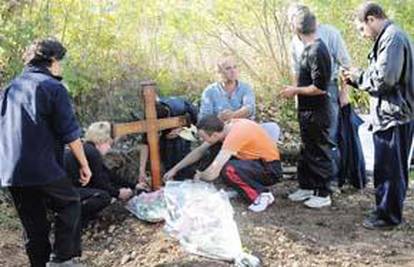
xmin=304 ymin=195 xmax=332 ymax=209
xmin=288 ymin=189 xmax=314 ymax=202
xmin=248 ymin=192 xmax=275 ymax=212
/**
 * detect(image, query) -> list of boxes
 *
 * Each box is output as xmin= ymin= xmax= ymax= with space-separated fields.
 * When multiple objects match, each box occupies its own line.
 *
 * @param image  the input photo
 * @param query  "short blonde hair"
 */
xmin=84 ymin=121 xmax=112 ymax=144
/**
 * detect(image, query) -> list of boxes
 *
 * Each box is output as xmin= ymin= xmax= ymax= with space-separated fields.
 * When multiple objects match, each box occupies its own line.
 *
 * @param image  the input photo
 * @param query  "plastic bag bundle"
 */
xmin=125 ymin=189 xmax=167 ymax=223
xmin=164 ymin=180 xmax=260 ymax=266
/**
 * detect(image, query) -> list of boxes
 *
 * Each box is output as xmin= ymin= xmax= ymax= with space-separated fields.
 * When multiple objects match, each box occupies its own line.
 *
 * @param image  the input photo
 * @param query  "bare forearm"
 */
xmin=68 ymin=138 xmax=89 ymax=168
xmin=232 ymin=106 xmax=250 ymax=119
xmin=198 ymin=150 xmax=233 ymax=181
xmin=296 ymin=85 xmax=326 ymax=96
xmin=137 ymin=144 xmax=149 ymax=174
xmin=172 ymin=143 xmax=208 ymax=172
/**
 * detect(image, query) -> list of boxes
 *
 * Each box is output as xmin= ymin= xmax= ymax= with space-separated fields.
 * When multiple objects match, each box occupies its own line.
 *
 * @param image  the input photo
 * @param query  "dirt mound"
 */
xmin=2 ymin=180 xmax=414 ymax=267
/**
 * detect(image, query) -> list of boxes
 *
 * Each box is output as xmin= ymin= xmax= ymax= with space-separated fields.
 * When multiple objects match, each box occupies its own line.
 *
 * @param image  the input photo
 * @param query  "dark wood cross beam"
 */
xmin=111 ymin=81 xmax=188 ymax=189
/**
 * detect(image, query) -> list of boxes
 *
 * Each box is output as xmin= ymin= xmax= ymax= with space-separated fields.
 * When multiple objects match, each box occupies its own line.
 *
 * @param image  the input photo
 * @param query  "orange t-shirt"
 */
xmin=222 ymin=119 xmax=280 ymax=161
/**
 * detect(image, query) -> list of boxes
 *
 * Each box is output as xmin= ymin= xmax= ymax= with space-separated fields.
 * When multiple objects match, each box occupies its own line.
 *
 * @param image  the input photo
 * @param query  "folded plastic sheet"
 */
xmin=163 ymin=180 xmax=260 ymax=267
xmin=125 ymin=190 xmax=167 ymax=223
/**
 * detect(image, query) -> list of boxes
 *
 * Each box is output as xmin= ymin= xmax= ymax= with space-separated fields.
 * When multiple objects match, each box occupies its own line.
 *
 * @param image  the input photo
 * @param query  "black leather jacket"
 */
xmin=356 ymin=21 xmax=414 ymax=132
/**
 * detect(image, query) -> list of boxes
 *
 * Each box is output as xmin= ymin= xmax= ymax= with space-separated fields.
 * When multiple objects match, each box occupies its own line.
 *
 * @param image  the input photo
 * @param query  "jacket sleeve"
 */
xmin=357 ymin=34 xmax=405 ymax=96
xmin=86 ymin=145 xmax=120 ymax=198
xmin=184 ymin=100 xmax=198 ymax=125
xmin=107 ymin=168 xmax=136 ymax=190
xmin=51 ymin=83 xmax=81 ymax=143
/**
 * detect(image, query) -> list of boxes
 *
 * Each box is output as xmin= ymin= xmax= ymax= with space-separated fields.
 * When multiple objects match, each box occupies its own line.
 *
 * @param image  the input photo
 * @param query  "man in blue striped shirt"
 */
xmin=198 ymin=56 xmax=256 ymax=122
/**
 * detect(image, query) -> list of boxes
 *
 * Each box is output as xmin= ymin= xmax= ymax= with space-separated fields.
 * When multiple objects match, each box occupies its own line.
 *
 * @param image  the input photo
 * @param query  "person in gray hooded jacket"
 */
xmin=344 ymin=2 xmax=414 ymax=230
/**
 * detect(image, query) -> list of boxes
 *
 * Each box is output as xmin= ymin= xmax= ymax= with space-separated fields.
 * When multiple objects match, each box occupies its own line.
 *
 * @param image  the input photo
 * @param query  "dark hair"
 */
xmin=196 ymin=115 xmax=224 ymax=135
xmin=155 ymin=102 xmax=170 ymax=118
xmin=357 ymin=2 xmax=387 ymax=22
xmin=293 ymin=6 xmax=316 ymax=35
xmin=23 ymin=37 xmax=67 ymax=67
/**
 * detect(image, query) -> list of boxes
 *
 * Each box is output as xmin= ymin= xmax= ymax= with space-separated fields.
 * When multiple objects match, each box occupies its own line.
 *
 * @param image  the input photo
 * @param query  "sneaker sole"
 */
xmin=288 ymin=195 xmax=313 ymax=202
xmin=303 ymin=202 xmax=332 ymax=209
xmin=248 ymin=198 xmax=275 ymax=212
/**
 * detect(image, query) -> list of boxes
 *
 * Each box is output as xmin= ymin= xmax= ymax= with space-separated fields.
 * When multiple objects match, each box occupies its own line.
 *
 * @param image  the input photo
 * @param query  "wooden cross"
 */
xmin=111 ymin=81 xmax=189 ymax=190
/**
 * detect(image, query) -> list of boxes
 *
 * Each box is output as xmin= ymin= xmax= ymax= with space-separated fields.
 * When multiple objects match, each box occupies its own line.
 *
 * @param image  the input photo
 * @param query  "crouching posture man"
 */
xmin=164 ymin=116 xmax=282 ymax=212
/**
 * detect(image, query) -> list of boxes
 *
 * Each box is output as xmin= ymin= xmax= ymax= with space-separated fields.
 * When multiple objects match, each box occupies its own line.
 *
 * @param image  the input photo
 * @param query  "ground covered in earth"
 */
xmin=1 ymin=177 xmax=414 ymax=267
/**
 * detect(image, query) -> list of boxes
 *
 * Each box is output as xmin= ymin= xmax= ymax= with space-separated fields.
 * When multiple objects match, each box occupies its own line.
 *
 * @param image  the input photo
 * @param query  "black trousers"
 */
xmin=297 ymin=107 xmax=335 ymax=196
xmin=373 ymin=122 xmax=414 ymax=225
xmin=220 ymin=159 xmax=282 ymax=203
xmin=9 ymin=177 xmax=81 ymax=267
xmin=78 ymin=188 xmax=111 ymax=226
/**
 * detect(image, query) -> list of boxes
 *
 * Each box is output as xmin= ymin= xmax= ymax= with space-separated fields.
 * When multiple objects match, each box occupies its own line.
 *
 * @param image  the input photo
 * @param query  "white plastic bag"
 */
xmin=125 ymin=190 xmax=167 ymax=223
xmin=164 ymin=180 xmax=260 ymax=266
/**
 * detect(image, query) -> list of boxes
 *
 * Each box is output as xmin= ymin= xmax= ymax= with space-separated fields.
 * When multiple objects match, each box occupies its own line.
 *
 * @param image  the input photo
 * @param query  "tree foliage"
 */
xmin=1 ymin=0 xmax=413 ymax=126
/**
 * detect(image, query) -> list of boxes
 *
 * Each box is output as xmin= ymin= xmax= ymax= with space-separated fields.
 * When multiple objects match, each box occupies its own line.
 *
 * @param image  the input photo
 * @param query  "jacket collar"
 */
xmin=369 ymin=20 xmax=393 ymax=60
xmin=23 ymin=64 xmax=63 ymax=81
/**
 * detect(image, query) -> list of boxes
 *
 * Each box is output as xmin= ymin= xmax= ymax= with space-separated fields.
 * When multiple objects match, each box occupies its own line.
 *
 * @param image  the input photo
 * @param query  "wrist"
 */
xmin=79 ymin=161 xmax=89 ymax=168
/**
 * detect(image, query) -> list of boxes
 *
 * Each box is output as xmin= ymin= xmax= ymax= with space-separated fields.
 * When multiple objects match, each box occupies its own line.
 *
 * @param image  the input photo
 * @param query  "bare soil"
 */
xmin=2 ymin=179 xmax=414 ymax=267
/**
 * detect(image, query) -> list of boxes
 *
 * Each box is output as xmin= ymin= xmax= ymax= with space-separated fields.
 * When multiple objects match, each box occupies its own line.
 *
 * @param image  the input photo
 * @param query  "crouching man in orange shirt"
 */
xmin=164 ymin=115 xmax=282 ymax=212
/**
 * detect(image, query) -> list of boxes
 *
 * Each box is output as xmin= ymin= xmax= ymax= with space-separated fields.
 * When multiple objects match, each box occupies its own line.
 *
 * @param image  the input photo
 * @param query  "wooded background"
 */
xmin=1 ymin=0 xmax=413 ymax=130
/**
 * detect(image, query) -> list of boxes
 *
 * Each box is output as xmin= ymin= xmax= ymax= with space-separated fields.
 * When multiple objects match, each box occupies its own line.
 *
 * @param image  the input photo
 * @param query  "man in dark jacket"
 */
xmin=0 ymin=38 xmax=91 ymax=267
xmin=344 ymin=2 xmax=414 ymax=229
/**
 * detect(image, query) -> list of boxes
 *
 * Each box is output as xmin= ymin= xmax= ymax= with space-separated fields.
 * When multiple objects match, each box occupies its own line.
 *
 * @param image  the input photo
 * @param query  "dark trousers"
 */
xmin=78 ymin=188 xmax=111 ymax=226
xmin=9 ymin=177 xmax=81 ymax=267
xmin=220 ymin=159 xmax=282 ymax=203
xmin=327 ymin=82 xmax=340 ymax=182
xmin=297 ymin=107 xmax=335 ymax=196
xmin=373 ymin=122 xmax=414 ymax=225
xmin=160 ymin=136 xmax=192 ymax=173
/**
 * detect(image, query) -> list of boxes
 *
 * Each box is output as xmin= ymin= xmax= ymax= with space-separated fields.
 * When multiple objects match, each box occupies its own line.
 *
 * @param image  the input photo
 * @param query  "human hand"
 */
xmin=280 ymin=86 xmax=298 ymax=98
xmin=218 ymin=110 xmax=234 ymax=122
xmin=194 ymin=170 xmax=203 ymax=181
xmin=339 ymin=80 xmax=350 ymax=107
xmin=342 ymin=67 xmax=360 ymax=86
xmin=136 ymin=173 xmax=150 ymax=190
xmin=138 ymin=171 xmax=148 ymax=184
xmin=118 ymin=188 xmax=134 ymax=201
xmin=79 ymin=165 xmax=92 ymax=186
xmin=166 ymin=127 xmax=182 ymax=139
xmin=163 ymin=168 xmax=177 ymax=182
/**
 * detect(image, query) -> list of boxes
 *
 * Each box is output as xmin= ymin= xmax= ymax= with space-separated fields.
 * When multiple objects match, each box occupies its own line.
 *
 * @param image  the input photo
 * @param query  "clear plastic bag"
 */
xmin=164 ymin=180 xmax=260 ymax=266
xmin=125 ymin=189 xmax=167 ymax=223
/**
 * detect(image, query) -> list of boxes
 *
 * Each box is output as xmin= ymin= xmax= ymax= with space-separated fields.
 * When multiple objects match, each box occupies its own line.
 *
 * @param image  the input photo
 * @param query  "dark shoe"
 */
xmin=362 ymin=217 xmax=396 ymax=230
